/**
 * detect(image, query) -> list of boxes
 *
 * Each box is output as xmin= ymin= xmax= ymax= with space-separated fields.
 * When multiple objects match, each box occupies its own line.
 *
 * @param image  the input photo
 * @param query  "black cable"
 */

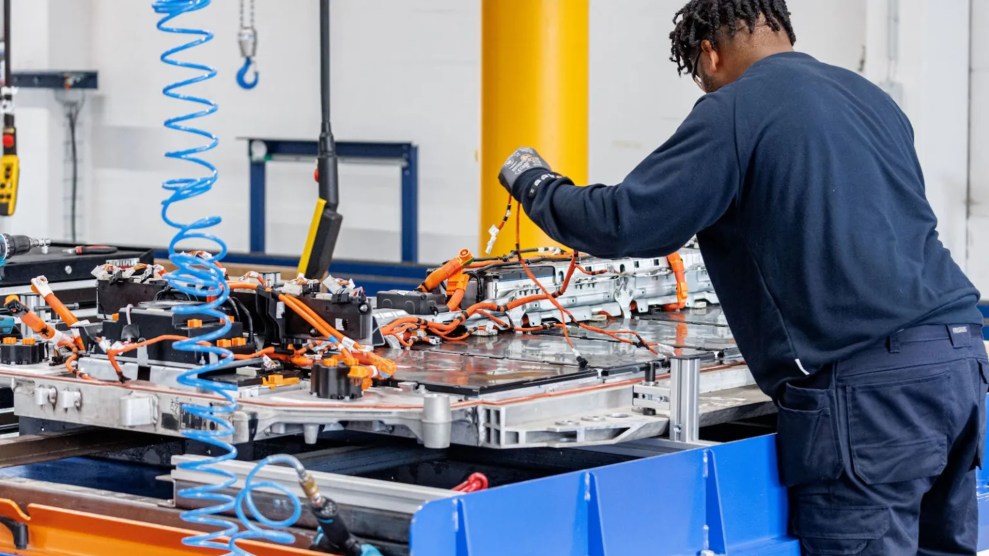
xmin=252 ymin=289 xmax=273 ymax=342
xmin=66 ymin=103 xmax=81 ymax=243
xmin=2 ymin=0 xmax=14 ymax=143
xmin=154 ymin=286 xmax=193 ymax=302
xmin=229 ymin=295 xmax=254 ymax=344
xmin=3 ymin=0 xmax=11 ymax=87
xmin=317 ymin=0 xmax=338 ymax=209
xmin=224 ymin=296 xmax=243 ymax=326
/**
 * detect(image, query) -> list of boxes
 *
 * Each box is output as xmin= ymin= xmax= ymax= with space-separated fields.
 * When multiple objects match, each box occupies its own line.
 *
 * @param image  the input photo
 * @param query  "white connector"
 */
xmin=484 ymin=225 xmax=500 ymax=255
xmin=30 ymin=276 xmax=53 ymax=298
xmin=321 ymin=274 xmax=343 ymax=294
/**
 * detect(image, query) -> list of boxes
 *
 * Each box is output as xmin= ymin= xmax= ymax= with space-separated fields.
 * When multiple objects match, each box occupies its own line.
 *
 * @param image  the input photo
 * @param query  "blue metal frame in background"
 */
xmin=246 ymin=138 xmax=419 ymax=262
xmin=411 ymin=401 xmax=989 ymax=555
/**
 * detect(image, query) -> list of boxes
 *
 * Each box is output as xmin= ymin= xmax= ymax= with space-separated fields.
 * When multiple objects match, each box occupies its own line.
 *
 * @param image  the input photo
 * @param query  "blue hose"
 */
xmin=229 ymin=455 xmax=305 ymax=548
xmin=153 ymin=0 xmax=239 ymax=551
xmin=153 ymin=4 xmax=380 ymax=554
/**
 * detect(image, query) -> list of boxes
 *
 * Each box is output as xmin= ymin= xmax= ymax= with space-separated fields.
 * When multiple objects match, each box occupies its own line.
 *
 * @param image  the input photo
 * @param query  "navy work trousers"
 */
xmin=776 ymin=324 xmax=988 ymax=555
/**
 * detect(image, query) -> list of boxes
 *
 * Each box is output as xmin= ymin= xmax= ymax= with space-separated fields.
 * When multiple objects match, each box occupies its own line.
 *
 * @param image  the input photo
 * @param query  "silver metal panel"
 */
xmin=546 ymin=318 xmax=736 ymax=352
xmin=421 ymin=332 xmax=665 ymax=368
xmin=643 ymin=306 xmax=730 ymax=327
xmin=381 ymin=348 xmax=586 ymax=390
xmin=171 ymin=455 xmax=453 ymax=515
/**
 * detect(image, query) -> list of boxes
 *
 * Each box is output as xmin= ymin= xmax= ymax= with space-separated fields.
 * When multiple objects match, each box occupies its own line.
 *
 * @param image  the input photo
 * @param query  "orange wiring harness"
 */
xmin=32 ymin=276 xmax=397 ymax=388
xmin=277 ymin=293 xmax=397 ymax=378
xmin=380 ymin=202 xmax=662 ymax=362
xmin=663 ymin=252 xmax=689 ymax=311
xmin=4 ymin=295 xmax=81 ymax=351
xmin=30 ymin=277 xmax=80 ymax=327
xmin=106 ymin=334 xmax=202 ymax=383
xmin=29 ymin=232 xmax=675 ymax=386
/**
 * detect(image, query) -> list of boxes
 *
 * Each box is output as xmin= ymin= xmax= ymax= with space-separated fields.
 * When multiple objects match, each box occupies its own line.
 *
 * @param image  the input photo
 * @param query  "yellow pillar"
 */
xmin=480 ymin=0 xmax=589 ymax=255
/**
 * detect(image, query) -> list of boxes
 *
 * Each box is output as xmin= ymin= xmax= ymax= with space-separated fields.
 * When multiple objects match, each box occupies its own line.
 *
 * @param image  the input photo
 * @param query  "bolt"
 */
xmin=64 ymin=266 xmax=73 ymax=275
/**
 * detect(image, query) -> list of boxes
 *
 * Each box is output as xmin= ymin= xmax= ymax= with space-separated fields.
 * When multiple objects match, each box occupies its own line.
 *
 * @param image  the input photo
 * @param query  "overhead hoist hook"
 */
xmin=237 ymin=0 xmax=258 ymax=90
xmin=237 ymin=55 xmax=258 ymax=89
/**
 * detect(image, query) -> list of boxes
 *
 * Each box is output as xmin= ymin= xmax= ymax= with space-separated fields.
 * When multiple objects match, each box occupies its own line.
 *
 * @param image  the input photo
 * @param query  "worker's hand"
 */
xmin=498 ymin=147 xmax=551 ymax=194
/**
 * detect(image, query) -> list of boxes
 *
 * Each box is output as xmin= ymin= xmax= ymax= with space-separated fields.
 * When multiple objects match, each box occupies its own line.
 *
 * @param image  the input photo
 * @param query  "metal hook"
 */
xmin=237 ymin=57 xmax=259 ymax=90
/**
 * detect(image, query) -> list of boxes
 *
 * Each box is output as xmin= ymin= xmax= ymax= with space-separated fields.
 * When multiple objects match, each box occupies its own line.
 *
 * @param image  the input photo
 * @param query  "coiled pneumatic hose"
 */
xmin=153 ymin=3 xmax=380 ymax=554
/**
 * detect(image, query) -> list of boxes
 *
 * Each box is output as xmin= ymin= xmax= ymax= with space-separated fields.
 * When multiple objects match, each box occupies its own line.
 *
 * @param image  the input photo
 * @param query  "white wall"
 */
xmin=11 ymin=0 xmax=983 ymax=283
xmin=588 ymin=0 xmax=867 ymax=184
xmin=969 ymin=0 xmax=989 ymax=293
xmin=6 ymin=0 xmax=478 ymax=263
xmin=869 ymin=0 xmax=972 ymax=267
xmin=861 ymin=0 xmax=975 ymax=287
xmin=0 ymin=0 xmax=96 ymax=242
xmin=78 ymin=0 xmax=479 ymax=264
xmin=85 ymin=0 xmax=323 ymax=257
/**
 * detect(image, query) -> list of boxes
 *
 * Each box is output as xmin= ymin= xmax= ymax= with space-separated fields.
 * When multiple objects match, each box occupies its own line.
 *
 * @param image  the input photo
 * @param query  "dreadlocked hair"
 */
xmin=669 ymin=0 xmax=796 ymax=76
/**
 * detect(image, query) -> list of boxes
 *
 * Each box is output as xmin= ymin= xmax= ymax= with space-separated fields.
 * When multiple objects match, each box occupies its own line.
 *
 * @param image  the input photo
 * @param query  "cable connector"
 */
xmin=418 ymin=248 xmax=473 ymax=292
xmin=484 ymin=225 xmax=500 ymax=255
xmin=29 ymin=276 xmax=53 ymax=298
xmin=573 ymin=350 xmax=588 ymax=368
xmin=321 ymin=273 xmax=344 ymax=294
xmin=298 ymin=469 xmax=325 ymax=507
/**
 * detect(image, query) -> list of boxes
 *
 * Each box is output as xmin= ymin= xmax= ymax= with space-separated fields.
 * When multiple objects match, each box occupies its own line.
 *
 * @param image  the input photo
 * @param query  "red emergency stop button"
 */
xmin=314 ymin=168 xmax=319 ymax=183
xmin=2 ymin=134 xmax=13 ymax=149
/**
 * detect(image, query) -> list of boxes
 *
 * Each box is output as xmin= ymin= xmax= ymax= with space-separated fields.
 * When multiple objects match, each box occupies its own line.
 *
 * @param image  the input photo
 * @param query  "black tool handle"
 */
xmin=311 ymin=499 xmax=363 ymax=556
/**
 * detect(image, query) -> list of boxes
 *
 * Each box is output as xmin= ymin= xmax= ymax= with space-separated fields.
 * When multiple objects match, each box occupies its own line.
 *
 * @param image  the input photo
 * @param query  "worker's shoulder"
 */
xmin=724 ymin=52 xmax=895 ymax=116
xmin=689 ymin=86 xmax=737 ymax=122
xmin=735 ymin=52 xmax=883 ymax=98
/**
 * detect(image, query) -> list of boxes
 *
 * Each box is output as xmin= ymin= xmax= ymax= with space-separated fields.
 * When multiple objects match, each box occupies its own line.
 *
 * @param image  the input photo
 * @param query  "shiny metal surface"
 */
xmin=642 ymin=306 xmax=730 ymax=327
xmin=374 ymin=318 xmax=728 ymax=395
xmin=418 ymin=331 xmax=664 ymax=367
xmin=548 ymin=318 xmax=736 ymax=352
xmin=381 ymin=348 xmax=588 ymax=394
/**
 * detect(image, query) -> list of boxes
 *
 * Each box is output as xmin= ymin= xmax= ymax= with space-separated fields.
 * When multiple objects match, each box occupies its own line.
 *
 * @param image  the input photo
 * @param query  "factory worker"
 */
xmin=498 ymin=0 xmax=986 ymax=554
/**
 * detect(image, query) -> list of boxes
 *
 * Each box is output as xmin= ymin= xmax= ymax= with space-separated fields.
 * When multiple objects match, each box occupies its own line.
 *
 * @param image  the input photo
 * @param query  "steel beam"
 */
xmin=0 ymin=428 xmax=159 ymax=468
xmin=171 ymin=455 xmax=453 ymax=516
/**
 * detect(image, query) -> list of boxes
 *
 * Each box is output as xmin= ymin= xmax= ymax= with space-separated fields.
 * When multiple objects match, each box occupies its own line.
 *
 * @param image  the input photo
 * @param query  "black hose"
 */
xmin=67 ymin=103 xmax=81 ymax=243
xmin=317 ymin=0 xmax=339 ymax=210
xmin=229 ymin=295 xmax=254 ymax=345
xmin=3 ymin=0 xmax=10 ymax=87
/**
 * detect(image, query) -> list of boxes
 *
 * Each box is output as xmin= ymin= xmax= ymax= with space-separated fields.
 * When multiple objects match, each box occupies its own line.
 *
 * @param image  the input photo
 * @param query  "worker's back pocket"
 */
xmin=776 ymin=383 xmax=843 ymax=487
xmin=792 ymin=502 xmax=890 ymax=555
xmin=844 ymin=364 xmax=952 ymax=484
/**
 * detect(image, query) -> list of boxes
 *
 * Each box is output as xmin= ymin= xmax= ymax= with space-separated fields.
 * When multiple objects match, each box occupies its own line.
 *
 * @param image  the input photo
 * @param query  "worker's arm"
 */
xmin=501 ymin=94 xmax=741 ymax=258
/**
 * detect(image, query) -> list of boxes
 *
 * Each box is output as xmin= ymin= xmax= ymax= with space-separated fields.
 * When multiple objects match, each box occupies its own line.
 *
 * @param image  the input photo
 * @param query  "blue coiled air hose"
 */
xmin=153 ymin=0 xmax=241 ymax=552
xmin=153 ymin=3 xmax=381 ymax=555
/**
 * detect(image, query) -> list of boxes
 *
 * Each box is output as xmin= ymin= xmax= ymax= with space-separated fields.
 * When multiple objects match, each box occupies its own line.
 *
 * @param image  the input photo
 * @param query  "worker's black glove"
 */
xmin=498 ymin=147 xmax=552 ymax=196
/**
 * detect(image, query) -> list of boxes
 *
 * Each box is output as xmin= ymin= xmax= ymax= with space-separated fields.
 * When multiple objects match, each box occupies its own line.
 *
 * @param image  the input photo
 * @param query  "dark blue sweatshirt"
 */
xmin=513 ymin=52 xmax=981 ymax=398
